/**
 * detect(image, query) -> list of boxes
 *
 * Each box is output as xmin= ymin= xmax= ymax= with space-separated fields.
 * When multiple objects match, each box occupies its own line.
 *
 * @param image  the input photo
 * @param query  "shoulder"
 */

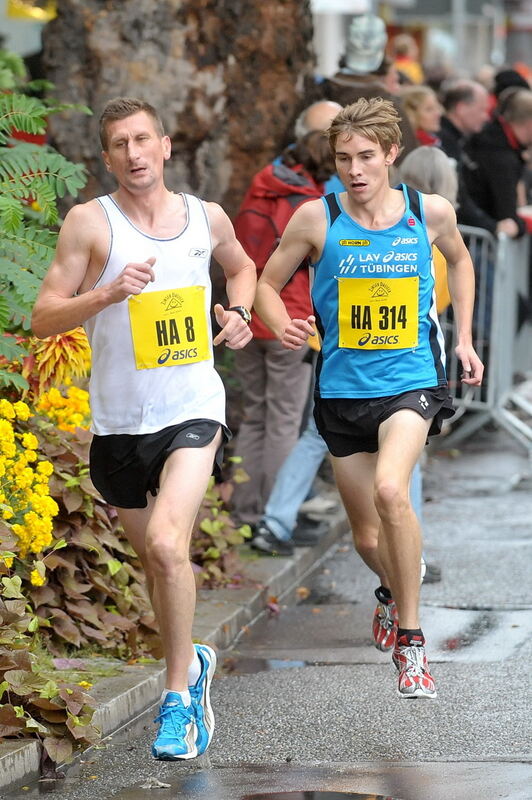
xmin=60 ymin=199 xmax=106 ymax=241
xmin=202 ymin=200 xmax=231 ymax=230
xmin=290 ymin=196 xmax=326 ymax=224
xmin=422 ymin=193 xmax=457 ymax=238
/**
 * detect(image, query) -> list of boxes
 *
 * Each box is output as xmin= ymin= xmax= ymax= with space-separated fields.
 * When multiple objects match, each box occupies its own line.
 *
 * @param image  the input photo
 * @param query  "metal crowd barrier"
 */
xmin=439 ymin=225 xmax=532 ymax=454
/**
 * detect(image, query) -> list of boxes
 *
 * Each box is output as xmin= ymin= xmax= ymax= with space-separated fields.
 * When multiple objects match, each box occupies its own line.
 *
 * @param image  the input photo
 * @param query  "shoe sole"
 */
xmin=397 ymin=688 xmax=438 ymax=699
xmin=152 ymin=745 xmax=199 ymax=760
xmin=196 ymin=644 xmax=216 ymax=752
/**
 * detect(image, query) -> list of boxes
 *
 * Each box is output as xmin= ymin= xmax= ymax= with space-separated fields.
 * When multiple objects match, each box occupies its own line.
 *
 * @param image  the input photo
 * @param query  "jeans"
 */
xmin=262 ymin=412 xmax=424 ymax=542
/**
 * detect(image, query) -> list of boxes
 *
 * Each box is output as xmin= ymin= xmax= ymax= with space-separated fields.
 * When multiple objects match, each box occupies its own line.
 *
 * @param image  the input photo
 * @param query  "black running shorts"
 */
xmin=89 ymin=419 xmax=231 ymax=509
xmin=314 ymin=386 xmax=454 ymax=457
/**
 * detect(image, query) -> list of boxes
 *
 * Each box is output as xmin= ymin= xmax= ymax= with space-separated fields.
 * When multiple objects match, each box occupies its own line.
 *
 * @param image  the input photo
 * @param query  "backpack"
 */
xmin=233 ymin=162 xmax=323 ymax=273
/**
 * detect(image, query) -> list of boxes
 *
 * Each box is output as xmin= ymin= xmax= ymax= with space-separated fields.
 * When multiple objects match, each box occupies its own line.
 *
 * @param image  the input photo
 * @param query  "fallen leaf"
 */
xmin=295 ymin=586 xmax=310 ymax=600
xmin=141 ymin=777 xmax=171 ymax=789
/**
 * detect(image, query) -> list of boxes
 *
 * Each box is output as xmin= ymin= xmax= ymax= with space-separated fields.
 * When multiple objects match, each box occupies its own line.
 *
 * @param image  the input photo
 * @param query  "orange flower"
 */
xmin=24 ymin=329 xmax=91 ymax=396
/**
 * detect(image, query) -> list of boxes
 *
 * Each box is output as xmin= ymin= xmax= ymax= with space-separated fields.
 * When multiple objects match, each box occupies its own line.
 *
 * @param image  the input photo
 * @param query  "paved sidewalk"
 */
xmin=0 ymin=513 xmax=346 ymax=795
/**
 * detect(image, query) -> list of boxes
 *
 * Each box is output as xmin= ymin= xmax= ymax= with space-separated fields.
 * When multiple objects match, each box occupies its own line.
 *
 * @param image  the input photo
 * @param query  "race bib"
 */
xmin=338 ymin=276 xmax=419 ymax=349
xmin=128 ymin=286 xmax=210 ymax=369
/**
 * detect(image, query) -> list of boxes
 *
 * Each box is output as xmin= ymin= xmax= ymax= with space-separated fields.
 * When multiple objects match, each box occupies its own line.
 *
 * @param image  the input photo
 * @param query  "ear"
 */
xmin=101 ymin=150 xmax=112 ymax=172
xmin=384 ymin=143 xmax=399 ymax=166
xmin=162 ymin=135 xmax=172 ymax=161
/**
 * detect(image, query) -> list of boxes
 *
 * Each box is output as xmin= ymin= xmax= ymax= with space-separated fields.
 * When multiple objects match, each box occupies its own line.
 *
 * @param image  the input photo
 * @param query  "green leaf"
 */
xmin=1 ymin=575 xmax=24 ymax=598
xmin=107 ymin=559 xmax=122 ymax=576
xmin=203 ymin=547 xmax=220 ymax=560
xmin=27 ymin=616 xmax=39 ymax=632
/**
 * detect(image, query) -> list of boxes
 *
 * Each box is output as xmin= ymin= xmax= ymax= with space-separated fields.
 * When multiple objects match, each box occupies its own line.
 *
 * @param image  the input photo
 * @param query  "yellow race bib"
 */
xmin=128 ymin=286 xmax=210 ymax=369
xmin=338 ymin=276 xmax=419 ymax=349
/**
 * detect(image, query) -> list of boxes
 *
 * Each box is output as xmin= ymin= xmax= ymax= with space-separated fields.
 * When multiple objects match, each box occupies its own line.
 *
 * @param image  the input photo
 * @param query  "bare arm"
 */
xmin=31 ymin=202 xmax=155 ymax=338
xmin=254 ymin=200 xmax=324 ymax=349
xmin=205 ymin=202 xmax=256 ymax=349
xmin=426 ymin=194 xmax=483 ymax=386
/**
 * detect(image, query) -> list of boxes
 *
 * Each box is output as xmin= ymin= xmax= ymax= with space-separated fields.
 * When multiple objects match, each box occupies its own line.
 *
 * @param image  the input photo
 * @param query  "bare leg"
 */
xmin=374 ymin=409 xmax=430 ymax=630
xmin=117 ymin=431 xmax=222 ymax=691
xmin=331 ymin=450 xmax=388 ymax=586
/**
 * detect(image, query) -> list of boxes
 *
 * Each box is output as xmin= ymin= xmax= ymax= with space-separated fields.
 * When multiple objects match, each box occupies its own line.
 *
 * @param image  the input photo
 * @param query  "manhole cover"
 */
xmin=242 ymin=793 xmax=398 ymax=799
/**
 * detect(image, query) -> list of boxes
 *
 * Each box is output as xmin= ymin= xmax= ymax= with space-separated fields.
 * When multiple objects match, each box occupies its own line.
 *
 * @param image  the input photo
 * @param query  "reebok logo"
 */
xmin=189 ymin=248 xmax=208 ymax=258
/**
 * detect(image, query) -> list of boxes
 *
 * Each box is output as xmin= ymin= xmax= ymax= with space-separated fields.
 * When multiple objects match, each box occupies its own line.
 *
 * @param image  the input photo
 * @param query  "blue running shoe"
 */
xmin=189 ymin=644 xmax=216 ymax=754
xmin=152 ymin=692 xmax=198 ymax=760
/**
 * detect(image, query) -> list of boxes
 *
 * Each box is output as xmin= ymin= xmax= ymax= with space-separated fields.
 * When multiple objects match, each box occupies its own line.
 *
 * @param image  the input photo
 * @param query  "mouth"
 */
xmin=130 ymin=166 xmax=147 ymax=176
xmin=351 ymin=181 xmax=367 ymax=191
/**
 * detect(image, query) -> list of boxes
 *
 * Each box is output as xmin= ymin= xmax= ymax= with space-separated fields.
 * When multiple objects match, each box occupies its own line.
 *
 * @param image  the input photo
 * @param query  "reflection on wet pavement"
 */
xmin=242 ymin=793 xmax=397 ymax=799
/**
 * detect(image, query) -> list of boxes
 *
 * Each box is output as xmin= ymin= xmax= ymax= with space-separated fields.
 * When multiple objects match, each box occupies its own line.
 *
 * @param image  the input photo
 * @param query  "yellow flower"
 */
xmin=21 ymin=432 xmax=39 ymax=450
xmin=13 ymin=401 xmax=32 ymax=421
xmin=36 ymin=460 xmax=54 ymax=477
xmin=29 ymin=569 xmax=46 ymax=586
xmin=77 ymin=681 xmax=93 ymax=689
xmin=2 ymin=506 xmax=14 ymax=520
xmin=0 ymin=399 xmax=15 ymax=420
xmin=1 ymin=556 xmax=14 ymax=568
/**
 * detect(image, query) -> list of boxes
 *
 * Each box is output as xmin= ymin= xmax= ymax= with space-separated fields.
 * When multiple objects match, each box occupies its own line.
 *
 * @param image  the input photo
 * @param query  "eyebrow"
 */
xmin=335 ymin=148 xmax=376 ymax=157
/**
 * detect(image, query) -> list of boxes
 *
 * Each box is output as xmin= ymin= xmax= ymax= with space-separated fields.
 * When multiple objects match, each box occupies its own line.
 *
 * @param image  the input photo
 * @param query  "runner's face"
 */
xmin=334 ymin=132 xmax=397 ymax=203
xmin=102 ymin=111 xmax=171 ymax=192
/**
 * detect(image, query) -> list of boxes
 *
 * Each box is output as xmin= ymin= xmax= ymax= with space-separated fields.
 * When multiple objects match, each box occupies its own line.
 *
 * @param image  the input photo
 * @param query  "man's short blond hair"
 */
xmin=99 ymin=97 xmax=164 ymax=149
xmin=327 ymin=97 xmax=403 ymax=157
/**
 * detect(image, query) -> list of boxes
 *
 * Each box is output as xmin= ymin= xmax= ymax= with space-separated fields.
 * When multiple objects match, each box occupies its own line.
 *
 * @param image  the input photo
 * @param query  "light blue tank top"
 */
xmin=311 ymin=185 xmax=446 ymax=399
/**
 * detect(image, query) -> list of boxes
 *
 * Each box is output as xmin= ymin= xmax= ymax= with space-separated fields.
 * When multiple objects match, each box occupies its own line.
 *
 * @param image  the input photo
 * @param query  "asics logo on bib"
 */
xmin=358 ymin=333 xmax=400 ymax=346
xmin=157 ymin=347 xmax=199 ymax=364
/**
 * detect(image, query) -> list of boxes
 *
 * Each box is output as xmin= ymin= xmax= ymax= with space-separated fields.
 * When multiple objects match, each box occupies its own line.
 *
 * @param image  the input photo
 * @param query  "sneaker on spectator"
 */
xmin=372 ymin=596 xmax=398 ymax=652
xmin=299 ymin=494 xmax=339 ymax=519
xmin=393 ymin=633 xmax=437 ymax=699
xmin=423 ymin=562 xmax=442 ymax=583
xmin=250 ymin=523 xmax=294 ymax=556
xmin=152 ymin=693 xmax=197 ymax=760
xmin=189 ymin=644 xmax=216 ymax=755
xmin=293 ymin=519 xmax=329 ymax=546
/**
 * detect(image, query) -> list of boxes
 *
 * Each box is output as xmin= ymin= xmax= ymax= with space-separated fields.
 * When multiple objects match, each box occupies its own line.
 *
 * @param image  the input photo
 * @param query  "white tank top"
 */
xmin=84 ymin=193 xmax=226 ymax=435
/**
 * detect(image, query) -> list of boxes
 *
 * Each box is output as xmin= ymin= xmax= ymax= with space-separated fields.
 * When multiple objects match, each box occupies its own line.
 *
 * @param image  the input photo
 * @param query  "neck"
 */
xmin=114 ymin=184 xmax=174 ymax=224
xmin=343 ymin=182 xmax=403 ymax=229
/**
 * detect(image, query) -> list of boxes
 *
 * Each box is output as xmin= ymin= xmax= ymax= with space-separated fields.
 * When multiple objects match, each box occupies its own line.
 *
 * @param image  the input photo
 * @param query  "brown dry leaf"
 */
xmin=295 ymin=586 xmax=310 ymax=600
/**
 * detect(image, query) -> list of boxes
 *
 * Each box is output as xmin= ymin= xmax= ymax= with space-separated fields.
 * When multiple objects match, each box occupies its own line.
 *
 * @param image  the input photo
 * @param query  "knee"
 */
xmin=145 ymin=528 xmax=190 ymax=577
xmin=374 ymin=479 xmax=409 ymax=523
xmin=352 ymin=526 xmax=378 ymax=559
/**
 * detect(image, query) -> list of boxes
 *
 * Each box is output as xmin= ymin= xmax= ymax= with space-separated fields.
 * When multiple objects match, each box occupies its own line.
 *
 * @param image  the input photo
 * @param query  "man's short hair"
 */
xmin=99 ymin=97 xmax=164 ymax=149
xmin=441 ymin=80 xmax=485 ymax=112
xmin=327 ymin=97 xmax=402 ymax=156
xmin=498 ymin=87 xmax=532 ymax=123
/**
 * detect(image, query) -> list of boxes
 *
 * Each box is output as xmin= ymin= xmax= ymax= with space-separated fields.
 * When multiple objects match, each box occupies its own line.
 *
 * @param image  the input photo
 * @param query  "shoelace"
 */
xmin=399 ymin=645 xmax=426 ymax=679
xmin=155 ymin=702 xmax=194 ymax=736
xmin=378 ymin=602 xmax=396 ymax=631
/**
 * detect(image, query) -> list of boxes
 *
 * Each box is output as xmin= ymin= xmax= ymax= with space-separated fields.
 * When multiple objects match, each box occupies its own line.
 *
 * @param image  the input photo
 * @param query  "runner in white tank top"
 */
xmin=32 ymin=98 xmax=256 ymax=761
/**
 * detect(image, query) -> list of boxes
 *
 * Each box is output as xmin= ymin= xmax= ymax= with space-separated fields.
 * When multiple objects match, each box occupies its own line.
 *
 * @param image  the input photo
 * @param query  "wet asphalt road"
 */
xmin=5 ymin=428 xmax=532 ymax=800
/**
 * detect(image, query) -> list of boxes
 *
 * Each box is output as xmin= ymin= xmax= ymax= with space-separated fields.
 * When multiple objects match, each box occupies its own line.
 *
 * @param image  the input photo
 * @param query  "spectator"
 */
xmin=390 ymin=32 xmax=425 ymax=85
xmin=438 ymin=79 xmax=517 ymax=236
xmin=463 ymin=87 xmax=532 ymax=239
xmin=401 ymin=85 xmax=442 ymax=146
xmin=321 ymin=14 xmax=418 ymax=165
xmin=230 ymin=130 xmax=336 ymax=531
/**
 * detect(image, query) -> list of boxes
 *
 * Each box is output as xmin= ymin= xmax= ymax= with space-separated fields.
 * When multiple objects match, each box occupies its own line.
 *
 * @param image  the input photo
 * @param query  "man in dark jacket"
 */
xmin=438 ymin=79 xmax=518 ymax=237
xmin=462 ymin=87 xmax=532 ymax=238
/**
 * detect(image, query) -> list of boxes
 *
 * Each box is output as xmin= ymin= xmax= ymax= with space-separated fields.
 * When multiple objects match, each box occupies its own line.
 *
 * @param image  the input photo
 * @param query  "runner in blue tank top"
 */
xmin=255 ymin=97 xmax=483 ymax=700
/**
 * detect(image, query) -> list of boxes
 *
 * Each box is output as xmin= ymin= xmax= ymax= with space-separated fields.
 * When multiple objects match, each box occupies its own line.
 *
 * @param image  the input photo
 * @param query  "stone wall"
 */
xmin=43 ymin=0 xmax=315 ymax=217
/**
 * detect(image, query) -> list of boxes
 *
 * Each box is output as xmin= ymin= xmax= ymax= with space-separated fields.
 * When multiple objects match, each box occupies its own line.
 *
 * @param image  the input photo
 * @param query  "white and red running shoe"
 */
xmin=393 ymin=633 xmax=437 ymax=699
xmin=372 ymin=598 xmax=398 ymax=652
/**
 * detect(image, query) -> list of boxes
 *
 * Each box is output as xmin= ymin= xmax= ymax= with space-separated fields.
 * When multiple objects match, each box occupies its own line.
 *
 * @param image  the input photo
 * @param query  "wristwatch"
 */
xmin=227 ymin=305 xmax=252 ymax=324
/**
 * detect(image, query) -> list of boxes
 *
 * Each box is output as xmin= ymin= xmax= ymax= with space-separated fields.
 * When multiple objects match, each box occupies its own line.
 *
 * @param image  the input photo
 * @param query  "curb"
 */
xmin=0 ymin=514 xmax=346 ymax=794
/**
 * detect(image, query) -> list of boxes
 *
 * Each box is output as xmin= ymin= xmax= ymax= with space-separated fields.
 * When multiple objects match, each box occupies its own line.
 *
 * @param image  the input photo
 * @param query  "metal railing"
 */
xmin=440 ymin=225 xmax=532 ymax=454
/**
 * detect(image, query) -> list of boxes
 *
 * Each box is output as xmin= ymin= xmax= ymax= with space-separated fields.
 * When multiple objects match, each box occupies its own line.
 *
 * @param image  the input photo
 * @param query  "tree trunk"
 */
xmin=43 ymin=0 xmax=315 ymax=217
